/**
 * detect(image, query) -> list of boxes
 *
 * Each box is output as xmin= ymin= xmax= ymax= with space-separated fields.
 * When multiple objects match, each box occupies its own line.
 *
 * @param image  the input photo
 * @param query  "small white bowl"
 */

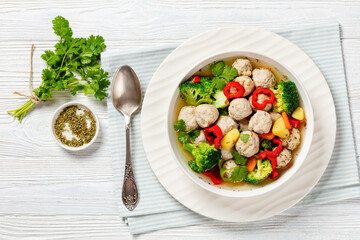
xmin=51 ymin=102 xmax=100 ymax=151
xmin=166 ymin=51 xmax=314 ymax=198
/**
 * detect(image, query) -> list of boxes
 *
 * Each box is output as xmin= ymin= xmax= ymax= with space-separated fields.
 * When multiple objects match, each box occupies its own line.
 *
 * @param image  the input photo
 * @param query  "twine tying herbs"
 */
xmin=13 ymin=44 xmax=41 ymax=104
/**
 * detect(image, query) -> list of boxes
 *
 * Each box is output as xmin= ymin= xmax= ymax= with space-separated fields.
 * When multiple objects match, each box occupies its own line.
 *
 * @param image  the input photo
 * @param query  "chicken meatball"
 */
xmin=178 ymin=106 xmax=198 ymax=131
xmin=228 ymin=98 xmax=252 ymax=121
xmin=252 ymin=68 xmax=275 ymax=88
xmin=239 ymin=119 xmax=249 ymax=131
xmin=216 ymin=116 xmax=239 ymax=136
xmin=248 ymin=110 xmax=272 ymax=134
xmin=249 ymin=94 xmax=272 ymax=112
xmin=195 ymin=104 xmax=219 ymax=128
xmin=223 ymin=159 xmax=237 ymax=178
xmin=276 ymin=149 xmax=292 ymax=169
xmin=232 ymin=58 xmax=252 ymax=76
xmin=281 ymin=128 xmax=301 ymax=150
xmin=193 ymin=130 xmax=207 ymax=144
xmin=270 ymin=112 xmax=282 ymax=122
xmin=221 ymin=147 xmax=234 ymax=160
xmin=234 ymin=76 xmax=255 ymax=96
xmin=235 ymin=131 xmax=260 ymax=157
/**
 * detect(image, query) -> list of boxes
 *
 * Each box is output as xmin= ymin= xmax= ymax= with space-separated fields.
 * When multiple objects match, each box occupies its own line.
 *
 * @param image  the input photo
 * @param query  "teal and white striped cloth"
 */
xmin=103 ymin=23 xmax=360 ymax=235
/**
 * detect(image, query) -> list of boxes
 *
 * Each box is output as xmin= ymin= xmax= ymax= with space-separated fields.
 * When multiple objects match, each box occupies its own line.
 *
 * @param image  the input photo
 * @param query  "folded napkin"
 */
xmin=103 ymin=23 xmax=360 ymax=235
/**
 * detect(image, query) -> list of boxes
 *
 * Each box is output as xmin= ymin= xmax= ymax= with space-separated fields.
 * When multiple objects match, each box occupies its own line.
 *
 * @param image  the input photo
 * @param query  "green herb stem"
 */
xmin=7 ymin=100 xmax=35 ymax=122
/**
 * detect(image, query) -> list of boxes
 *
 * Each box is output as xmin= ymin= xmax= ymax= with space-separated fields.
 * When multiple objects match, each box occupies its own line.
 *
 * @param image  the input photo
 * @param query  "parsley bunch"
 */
xmin=8 ymin=16 xmax=110 ymax=122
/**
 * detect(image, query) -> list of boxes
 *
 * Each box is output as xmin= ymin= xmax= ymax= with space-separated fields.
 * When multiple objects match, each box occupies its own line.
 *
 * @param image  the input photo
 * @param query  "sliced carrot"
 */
xmin=258 ymin=131 xmax=275 ymax=140
xmin=282 ymin=111 xmax=292 ymax=130
xmin=247 ymin=157 xmax=257 ymax=172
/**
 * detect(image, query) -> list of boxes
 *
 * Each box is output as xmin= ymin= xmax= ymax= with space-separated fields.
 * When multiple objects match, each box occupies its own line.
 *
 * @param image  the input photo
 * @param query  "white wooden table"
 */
xmin=1 ymin=1 xmax=359 ymax=239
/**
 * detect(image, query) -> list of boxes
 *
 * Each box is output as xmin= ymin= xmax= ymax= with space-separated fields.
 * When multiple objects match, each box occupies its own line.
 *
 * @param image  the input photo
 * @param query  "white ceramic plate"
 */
xmin=141 ymin=27 xmax=336 ymax=222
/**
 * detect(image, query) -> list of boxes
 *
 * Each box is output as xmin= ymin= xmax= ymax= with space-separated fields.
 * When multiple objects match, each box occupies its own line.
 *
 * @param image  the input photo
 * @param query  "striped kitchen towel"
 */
xmin=103 ymin=23 xmax=360 ymax=234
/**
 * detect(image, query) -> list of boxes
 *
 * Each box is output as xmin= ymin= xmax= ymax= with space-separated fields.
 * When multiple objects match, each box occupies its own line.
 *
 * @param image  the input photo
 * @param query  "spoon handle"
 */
xmin=122 ymin=115 xmax=138 ymax=211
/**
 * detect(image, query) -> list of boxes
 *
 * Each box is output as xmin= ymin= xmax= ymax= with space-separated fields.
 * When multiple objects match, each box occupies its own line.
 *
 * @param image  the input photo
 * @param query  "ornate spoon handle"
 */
xmin=122 ymin=115 xmax=138 ymax=211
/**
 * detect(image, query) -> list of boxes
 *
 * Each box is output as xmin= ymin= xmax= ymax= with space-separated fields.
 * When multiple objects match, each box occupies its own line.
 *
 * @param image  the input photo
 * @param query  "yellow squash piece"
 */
xmin=291 ymin=107 xmax=305 ymax=120
xmin=221 ymin=129 xmax=240 ymax=150
xmin=272 ymin=117 xmax=290 ymax=138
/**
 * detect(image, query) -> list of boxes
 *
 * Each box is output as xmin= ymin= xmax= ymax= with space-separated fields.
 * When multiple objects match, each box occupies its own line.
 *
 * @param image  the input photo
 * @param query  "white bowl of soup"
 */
xmin=166 ymin=51 xmax=314 ymax=198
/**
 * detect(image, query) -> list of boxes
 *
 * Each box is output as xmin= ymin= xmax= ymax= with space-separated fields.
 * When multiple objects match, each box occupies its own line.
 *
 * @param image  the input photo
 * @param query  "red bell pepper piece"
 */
xmin=251 ymin=88 xmax=275 ymax=110
xmin=223 ymin=82 xmax=245 ymax=99
xmin=257 ymin=138 xmax=283 ymax=159
xmin=192 ymin=76 xmax=200 ymax=83
xmin=289 ymin=117 xmax=300 ymax=128
xmin=203 ymin=171 xmax=224 ymax=185
xmin=268 ymin=156 xmax=278 ymax=179
xmin=204 ymin=125 xmax=223 ymax=149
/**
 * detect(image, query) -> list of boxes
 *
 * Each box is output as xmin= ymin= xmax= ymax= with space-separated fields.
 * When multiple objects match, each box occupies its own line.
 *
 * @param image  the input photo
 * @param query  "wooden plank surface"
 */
xmin=0 ymin=0 xmax=359 ymax=239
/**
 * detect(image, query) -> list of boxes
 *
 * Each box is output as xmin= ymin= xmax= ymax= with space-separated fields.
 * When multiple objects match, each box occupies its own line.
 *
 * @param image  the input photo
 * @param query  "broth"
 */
xmin=174 ymin=57 xmax=306 ymax=191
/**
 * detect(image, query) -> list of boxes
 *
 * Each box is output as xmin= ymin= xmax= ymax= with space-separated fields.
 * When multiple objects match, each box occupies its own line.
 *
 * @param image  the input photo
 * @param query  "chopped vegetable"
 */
xmin=219 ymin=159 xmax=248 ymax=183
xmin=282 ymin=112 xmax=292 ymax=130
xmin=8 ymin=16 xmax=110 ymax=122
xmin=185 ymin=143 xmax=221 ymax=173
xmin=179 ymin=77 xmax=214 ymax=105
xmin=271 ymin=80 xmax=299 ymax=115
xmin=245 ymin=160 xmax=273 ymax=184
xmin=230 ymin=166 xmax=249 ymax=183
xmin=246 ymin=157 xmax=257 ymax=172
xmin=203 ymin=171 xmax=223 ymax=185
xmin=260 ymin=139 xmax=272 ymax=151
xmin=239 ymin=133 xmax=250 ymax=143
xmin=223 ymin=81 xmax=245 ymax=99
xmin=213 ymin=90 xmax=230 ymax=108
xmin=204 ymin=125 xmax=223 ymax=149
xmin=232 ymin=151 xmax=247 ymax=165
xmin=251 ymin=88 xmax=275 ymax=110
xmin=267 ymin=156 xmax=278 ymax=179
xmin=272 ymin=117 xmax=290 ymax=138
xmin=174 ymin=119 xmax=186 ymax=132
xmin=191 ymin=76 xmax=200 ymax=83
xmin=210 ymin=61 xmax=238 ymax=90
xmin=178 ymin=129 xmax=200 ymax=144
xmin=258 ymin=131 xmax=275 ymax=140
xmin=211 ymin=61 xmax=226 ymax=76
xmin=258 ymin=138 xmax=283 ymax=159
xmin=221 ymin=129 xmax=240 ymax=150
xmin=218 ymin=107 xmax=228 ymax=116
xmin=291 ymin=107 xmax=305 ymax=120
xmin=289 ymin=117 xmax=301 ymax=128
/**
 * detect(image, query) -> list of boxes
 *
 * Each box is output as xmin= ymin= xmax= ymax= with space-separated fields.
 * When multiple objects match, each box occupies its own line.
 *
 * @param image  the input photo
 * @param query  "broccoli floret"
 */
xmin=245 ymin=160 xmax=273 ymax=184
xmin=184 ymin=143 xmax=221 ymax=173
xmin=272 ymin=80 xmax=299 ymax=115
xmin=212 ymin=90 xmax=229 ymax=108
xmin=179 ymin=77 xmax=214 ymax=106
xmin=260 ymin=139 xmax=272 ymax=151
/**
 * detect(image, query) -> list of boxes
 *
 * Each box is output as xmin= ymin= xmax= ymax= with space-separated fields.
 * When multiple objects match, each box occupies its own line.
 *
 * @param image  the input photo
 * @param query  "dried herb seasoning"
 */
xmin=54 ymin=105 xmax=96 ymax=147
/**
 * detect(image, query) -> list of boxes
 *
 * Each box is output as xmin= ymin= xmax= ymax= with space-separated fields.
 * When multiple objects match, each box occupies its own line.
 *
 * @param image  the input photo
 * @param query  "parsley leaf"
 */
xmin=232 ymin=151 xmax=247 ymax=165
xmin=174 ymin=119 xmax=186 ymax=132
xmin=188 ymin=129 xmax=200 ymax=141
xmin=240 ymin=134 xmax=250 ymax=143
xmin=230 ymin=166 xmax=249 ymax=183
xmin=210 ymin=62 xmax=238 ymax=90
xmin=221 ymin=66 xmax=238 ymax=82
xmin=177 ymin=128 xmax=200 ymax=144
xmin=211 ymin=61 xmax=226 ymax=76
xmin=178 ymin=132 xmax=190 ymax=144
xmin=212 ymin=77 xmax=227 ymax=90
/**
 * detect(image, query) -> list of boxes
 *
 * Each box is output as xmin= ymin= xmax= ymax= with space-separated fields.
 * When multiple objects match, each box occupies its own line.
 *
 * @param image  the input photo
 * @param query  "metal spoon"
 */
xmin=111 ymin=65 xmax=141 ymax=211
